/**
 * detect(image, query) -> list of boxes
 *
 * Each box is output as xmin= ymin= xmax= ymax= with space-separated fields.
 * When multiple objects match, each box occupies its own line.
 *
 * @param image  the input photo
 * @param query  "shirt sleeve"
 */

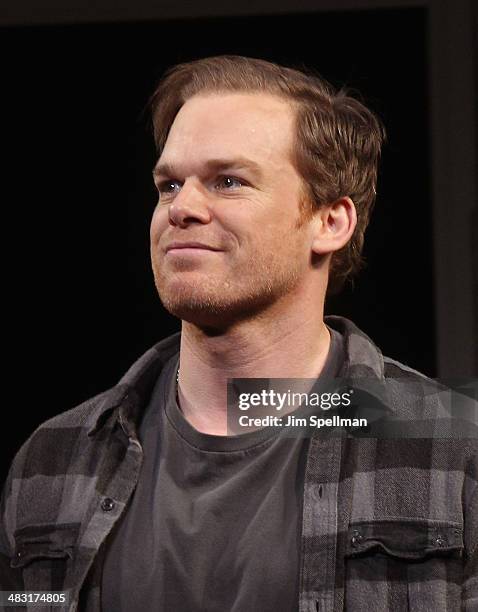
xmin=0 ymin=458 xmax=25 ymax=590
xmin=463 ymin=482 xmax=477 ymax=610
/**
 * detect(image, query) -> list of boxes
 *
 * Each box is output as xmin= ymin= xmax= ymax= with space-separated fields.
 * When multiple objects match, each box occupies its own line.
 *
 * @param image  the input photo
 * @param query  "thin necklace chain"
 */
xmin=175 ymin=364 xmax=180 ymax=406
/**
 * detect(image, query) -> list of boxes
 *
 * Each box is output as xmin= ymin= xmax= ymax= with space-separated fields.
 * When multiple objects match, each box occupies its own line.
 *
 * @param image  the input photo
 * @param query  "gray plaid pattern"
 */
xmin=1 ymin=316 xmax=476 ymax=611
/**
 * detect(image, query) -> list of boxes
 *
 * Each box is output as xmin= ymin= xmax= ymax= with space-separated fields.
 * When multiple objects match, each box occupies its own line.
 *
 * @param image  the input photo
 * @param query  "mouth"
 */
xmin=165 ymin=241 xmax=222 ymax=254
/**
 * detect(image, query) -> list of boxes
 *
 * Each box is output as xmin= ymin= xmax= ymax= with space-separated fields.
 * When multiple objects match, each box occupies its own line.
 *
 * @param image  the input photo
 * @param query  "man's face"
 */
xmin=150 ymin=92 xmax=314 ymax=328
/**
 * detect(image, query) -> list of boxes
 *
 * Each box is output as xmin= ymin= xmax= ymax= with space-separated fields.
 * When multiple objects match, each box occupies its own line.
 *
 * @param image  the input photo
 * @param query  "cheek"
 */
xmin=150 ymin=205 xmax=169 ymax=244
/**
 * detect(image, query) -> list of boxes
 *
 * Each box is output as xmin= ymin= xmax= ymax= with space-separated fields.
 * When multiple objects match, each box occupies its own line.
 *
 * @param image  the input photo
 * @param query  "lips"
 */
xmin=165 ymin=241 xmax=222 ymax=252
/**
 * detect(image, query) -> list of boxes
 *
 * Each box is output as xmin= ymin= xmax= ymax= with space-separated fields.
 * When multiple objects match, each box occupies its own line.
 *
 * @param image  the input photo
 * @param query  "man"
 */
xmin=1 ymin=56 xmax=476 ymax=611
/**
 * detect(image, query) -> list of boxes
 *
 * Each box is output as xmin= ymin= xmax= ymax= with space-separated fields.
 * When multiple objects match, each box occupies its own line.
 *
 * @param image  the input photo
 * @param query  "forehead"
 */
xmin=158 ymin=92 xmax=296 ymax=173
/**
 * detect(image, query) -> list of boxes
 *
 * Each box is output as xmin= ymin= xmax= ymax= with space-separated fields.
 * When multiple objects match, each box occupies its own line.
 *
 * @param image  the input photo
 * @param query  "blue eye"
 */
xmin=157 ymin=180 xmax=182 ymax=202
xmin=217 ymin=176 xmax=243 ymax=190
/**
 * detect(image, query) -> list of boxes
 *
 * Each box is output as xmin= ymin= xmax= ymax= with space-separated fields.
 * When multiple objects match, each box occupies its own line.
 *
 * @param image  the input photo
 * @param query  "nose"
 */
xmin=168 ymin=180 xmax=212 ymax=228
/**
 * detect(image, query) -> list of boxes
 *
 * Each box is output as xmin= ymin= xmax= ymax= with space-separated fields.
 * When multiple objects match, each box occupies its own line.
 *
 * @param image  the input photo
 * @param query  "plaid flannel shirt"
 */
xmin=1 ymin=316 xmax=477 ymax=611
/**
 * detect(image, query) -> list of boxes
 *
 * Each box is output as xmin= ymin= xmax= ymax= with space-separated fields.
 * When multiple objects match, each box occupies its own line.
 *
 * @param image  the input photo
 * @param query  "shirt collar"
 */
xmin=324 ymin=315 xmax=385 ymax=381
xmin=87 ymin=332 xmax=181 ymax=437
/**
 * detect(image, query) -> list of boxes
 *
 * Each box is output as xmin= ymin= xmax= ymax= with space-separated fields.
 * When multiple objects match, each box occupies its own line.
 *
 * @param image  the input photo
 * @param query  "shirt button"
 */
xmin=435 ymin=535 xmax=446 ymax=547
xmin=101 ymin=497 xmax=115 ymax=512
xmin=351 ymin=530 xmax=363 ymax=547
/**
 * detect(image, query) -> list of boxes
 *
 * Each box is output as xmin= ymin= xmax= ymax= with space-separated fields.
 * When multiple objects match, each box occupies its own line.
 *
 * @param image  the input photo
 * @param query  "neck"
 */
xmin=176 ymin=288 xmax=331 ymax=435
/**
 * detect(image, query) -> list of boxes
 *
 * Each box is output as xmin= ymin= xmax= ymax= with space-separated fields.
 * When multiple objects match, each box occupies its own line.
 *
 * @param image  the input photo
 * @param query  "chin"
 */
xmin=153 ymin=261 xmax=302 ymax=329
xmin=157 ymin=282 xmax=279 ymax=330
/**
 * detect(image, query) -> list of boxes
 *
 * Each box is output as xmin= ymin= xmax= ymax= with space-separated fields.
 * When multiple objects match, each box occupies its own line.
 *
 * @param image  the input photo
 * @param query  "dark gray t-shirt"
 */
xmin=101 ymin=327 xmax=345 ymax=611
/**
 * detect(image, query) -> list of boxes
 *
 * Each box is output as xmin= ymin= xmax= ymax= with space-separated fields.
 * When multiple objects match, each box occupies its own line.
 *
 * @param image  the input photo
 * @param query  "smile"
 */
xmin=166 ymin=247 xmax=221 ymax=256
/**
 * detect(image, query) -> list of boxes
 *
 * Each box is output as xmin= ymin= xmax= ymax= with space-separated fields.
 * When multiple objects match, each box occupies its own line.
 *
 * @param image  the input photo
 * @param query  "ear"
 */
xmin=311 ymin=196 xmax=357 ymax=255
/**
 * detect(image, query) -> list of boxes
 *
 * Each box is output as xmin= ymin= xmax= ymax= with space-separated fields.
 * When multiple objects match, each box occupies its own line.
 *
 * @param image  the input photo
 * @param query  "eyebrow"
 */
xmin=152 ymin=157 xmax=263 ymax=181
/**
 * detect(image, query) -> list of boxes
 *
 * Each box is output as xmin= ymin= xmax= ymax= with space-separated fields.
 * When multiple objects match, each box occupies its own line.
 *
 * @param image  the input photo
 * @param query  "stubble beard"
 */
xmin=151 ymin=245 xmax=303 ymax=330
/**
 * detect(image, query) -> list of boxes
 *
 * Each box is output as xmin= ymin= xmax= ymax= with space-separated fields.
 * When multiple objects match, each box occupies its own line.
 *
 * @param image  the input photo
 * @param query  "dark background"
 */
xmin=2 ymin=7 xmax=434 ymax=485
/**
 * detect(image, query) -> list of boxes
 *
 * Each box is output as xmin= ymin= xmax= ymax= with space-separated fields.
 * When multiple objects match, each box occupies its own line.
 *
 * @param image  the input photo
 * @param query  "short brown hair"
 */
xmin=150 ymin=55 xmax=386 ymax=295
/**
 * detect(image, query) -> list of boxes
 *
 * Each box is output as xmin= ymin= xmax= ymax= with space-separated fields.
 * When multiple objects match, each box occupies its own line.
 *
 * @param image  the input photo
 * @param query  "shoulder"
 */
xmin=1 ymin=334 xmax=180 ymax=550
xmin=327 ymin=314 xmax=477 ymax=452
xmin=381 ymin=354 xmax=440 ymax=403
xmin=383 ymin=354 xmax=432 ymax=381
xmin=6 ymin=332 xmax=181 ymax=480
xmin=0 ymin=387 xmax=118 ymax=554
xmin=4 ymin=386 xmax=123 ymax=495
